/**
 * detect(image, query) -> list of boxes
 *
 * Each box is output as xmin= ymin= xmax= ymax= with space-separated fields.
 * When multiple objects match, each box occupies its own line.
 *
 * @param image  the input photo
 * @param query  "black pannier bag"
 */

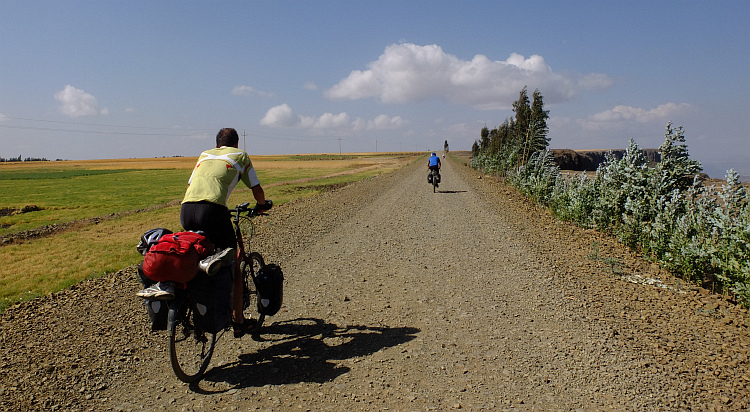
xmin=188 ymin=267 xmax=233 ymax=334
xmin=145 ymin=299 xmax=169 ymax=331
xmin=435 ymin=173 xmax=441 ymax=183
xmin=255 ymin=264 xmax=284 ymax=316
xmin=137 ymin=262 xmax=168 ymax=331
xmin=427 ymin=174 xmax=433 ymax=184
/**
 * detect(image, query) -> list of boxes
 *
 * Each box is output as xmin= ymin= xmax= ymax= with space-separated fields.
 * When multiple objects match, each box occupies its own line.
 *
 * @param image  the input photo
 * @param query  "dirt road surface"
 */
xmin=2 ymin=155 xmax=749 ymax=411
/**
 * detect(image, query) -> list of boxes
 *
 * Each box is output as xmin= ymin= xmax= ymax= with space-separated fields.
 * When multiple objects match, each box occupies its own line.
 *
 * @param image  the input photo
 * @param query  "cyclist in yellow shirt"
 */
xmin=181 ymin=128 xmax=271 ymax=338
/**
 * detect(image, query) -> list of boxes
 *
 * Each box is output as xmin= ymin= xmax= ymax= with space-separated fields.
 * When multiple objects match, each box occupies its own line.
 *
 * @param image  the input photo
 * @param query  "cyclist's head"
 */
xmin=431 ymin=152 xmax=436 ymax=156
xmin=216 ymin=128 xmax=239 ymax=148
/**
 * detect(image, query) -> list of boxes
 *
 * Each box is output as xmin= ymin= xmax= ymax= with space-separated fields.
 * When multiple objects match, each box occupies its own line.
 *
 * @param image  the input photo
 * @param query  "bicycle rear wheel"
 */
xmin=168 ymin=305 xmax=216 ymax=383
xmin=240 ymin=252 xmax=265 ymax=332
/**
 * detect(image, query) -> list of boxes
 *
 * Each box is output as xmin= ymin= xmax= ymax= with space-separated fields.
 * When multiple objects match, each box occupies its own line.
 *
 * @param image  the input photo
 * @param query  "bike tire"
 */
xmin=168 ymin=305 xmax=216 ymax=383
xmin=433 ymin=180 xmax=437 ymax=192
xmin=240 ymin=252 xmax=265 ymax=332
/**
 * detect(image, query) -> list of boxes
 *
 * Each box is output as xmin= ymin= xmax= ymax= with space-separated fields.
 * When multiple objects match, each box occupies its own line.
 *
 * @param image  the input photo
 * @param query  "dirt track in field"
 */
xmin=2 ymin=154 xmax=749 ymax=411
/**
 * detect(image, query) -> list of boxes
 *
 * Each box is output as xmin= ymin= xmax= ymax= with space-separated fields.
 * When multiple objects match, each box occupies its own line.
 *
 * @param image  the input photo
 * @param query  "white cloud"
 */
xmin=325 ymin=43 xmax=613 ymax=110
xmin=583 ymin=103 xmax=694 ymax=129
xmin=54 ymin=85 xmax=108 ymax=117
xmin=231 ymin=85 xmax=274 ymax=97
xmin=0 ymin=113 xmax=8 ymax=123
xmin=260 ymin=104 xmax=405 ymax=133
xmin=259 ymin=104 xmax=298 ymax=127
xmin=232 ymin=85 xmax=255 ymax=95
xmin=578 ymin=73 xmax=616 ymax=90
xmin=303 ymin=81 xmax=318 ymax=90
xmin=260 ymin=104 xmax=349 ymax=130
xmin=313 ymin=112 xmax=349 ymax=129
xmin=548 ymin=103 xmax=698 ymax=151
xmin=368 ymin=114 xmax=405 ymax=130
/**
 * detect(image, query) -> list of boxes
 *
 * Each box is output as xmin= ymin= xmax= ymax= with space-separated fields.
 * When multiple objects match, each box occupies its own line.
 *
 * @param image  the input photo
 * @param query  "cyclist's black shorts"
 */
xmin=429 ymin=165 xmax=440 ymax=173
xmin=180 ymin=201 xmax=236 ymax=249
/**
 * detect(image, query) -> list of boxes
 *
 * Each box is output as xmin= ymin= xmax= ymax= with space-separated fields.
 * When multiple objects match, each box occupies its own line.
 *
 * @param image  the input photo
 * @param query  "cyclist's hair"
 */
xmin=216 ymin=128 xmax=239 ymax=147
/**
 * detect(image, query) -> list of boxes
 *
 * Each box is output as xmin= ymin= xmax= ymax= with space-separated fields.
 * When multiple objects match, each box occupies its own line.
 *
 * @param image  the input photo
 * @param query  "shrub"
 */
xmin=472 ymin=122 xmax=750 ymax=307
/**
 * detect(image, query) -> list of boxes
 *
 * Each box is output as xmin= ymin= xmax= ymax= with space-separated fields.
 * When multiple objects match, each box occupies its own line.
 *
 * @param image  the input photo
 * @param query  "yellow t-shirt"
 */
xmin=182 ymin=146 xmax=260 ymax=207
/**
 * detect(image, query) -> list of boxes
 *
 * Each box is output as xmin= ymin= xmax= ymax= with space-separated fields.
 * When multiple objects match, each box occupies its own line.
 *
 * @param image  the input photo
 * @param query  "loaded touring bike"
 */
xmin=166 ymin=202 xmax=279 ymax=383
xmin=428 ymin=169 xmax=441 ymax=192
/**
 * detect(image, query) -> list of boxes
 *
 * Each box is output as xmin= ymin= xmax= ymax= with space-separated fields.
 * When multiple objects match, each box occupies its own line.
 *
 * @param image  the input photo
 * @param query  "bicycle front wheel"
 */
xmin=237 ymin=215 xmax=255 ymax=252
xmin=240 ymin=252 xmax=265 ymax=332
xmin=168 ymin=306 xmax=216 ymax=383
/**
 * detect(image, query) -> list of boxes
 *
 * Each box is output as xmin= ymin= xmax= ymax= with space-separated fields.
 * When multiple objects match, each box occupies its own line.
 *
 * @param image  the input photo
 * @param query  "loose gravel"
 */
xmin=1 ymin=154 xmax=749 ymax=411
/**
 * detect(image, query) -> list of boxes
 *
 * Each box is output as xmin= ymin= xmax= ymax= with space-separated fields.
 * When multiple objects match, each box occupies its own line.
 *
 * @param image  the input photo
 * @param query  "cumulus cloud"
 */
xmin=583 ymin=103 xmax=694 ymax=129
xmin=260 ymin=104 xmax=404 ymax=132
xmin=231 ymin=85 xmax=255 ymax=95
xmin=260 ymin=104 xmax=298 ymax=127
xmin=325 ymin=43 xmax=613 ymax=110
xmin=368 ymin=114 xmax=405 ymax=130
xmin=312 ymin=112 xmax=350 ymax=129
xmin=231 ymin=85 xmax=274 ymax=97
xmin=260 ymin=104 xmax=349 ymax=130
xmin=350 ymin=115 xmax=407 ymax=132
xmin=54 ymin=85 xmax=108 ymax=117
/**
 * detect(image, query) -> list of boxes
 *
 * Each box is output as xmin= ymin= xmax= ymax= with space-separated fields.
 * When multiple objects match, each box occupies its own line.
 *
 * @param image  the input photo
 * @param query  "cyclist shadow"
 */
xmin=196 ymin=317 xmax=419 ymax=391
xmin=436 ymin=190 xmax=467 ymax=194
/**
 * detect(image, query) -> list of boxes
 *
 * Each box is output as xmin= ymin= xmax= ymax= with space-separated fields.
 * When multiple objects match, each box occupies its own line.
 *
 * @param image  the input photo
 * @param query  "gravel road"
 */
xmin=2 ymin=155 xmax=749 ymax=411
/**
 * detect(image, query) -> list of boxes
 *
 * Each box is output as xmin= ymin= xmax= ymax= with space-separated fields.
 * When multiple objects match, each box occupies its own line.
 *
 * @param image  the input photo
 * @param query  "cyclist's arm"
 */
xmin=251 ymin=185 xmax=266 ymax=205
xmin=241 ymin=165 xmax=270 ymax=208
xmin=241 ymin=165 xmax=261 ymax=188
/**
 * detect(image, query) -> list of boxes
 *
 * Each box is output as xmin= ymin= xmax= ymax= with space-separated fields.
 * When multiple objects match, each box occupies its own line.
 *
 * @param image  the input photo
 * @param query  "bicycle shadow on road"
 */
xmin=435 ymin=190 xmax=467 ymax=194
xmin=197 ymin=317 xmax=419 ymax=391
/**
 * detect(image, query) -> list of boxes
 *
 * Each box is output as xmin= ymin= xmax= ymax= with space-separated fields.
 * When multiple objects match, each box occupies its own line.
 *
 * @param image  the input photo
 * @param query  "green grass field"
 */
xmin=0 ymin=153 xmax=418 ymax=311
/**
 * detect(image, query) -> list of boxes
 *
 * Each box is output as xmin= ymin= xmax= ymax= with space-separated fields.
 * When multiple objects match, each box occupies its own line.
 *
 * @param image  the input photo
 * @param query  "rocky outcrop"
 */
xmin=552 ymin=149 xmax=661 ymax=171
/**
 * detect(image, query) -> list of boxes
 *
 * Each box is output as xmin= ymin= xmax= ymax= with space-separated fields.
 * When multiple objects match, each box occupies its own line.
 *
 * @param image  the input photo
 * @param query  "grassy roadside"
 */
xmin=0 ymin=153 xmax=418 ymax=311
xmin=0 ymin=153 xmax=404 ymax=236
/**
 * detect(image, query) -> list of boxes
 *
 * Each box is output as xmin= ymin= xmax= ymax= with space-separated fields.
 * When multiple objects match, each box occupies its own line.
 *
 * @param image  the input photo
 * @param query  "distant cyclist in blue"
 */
xmin=428 ymin=152 xmax=441 ymax=185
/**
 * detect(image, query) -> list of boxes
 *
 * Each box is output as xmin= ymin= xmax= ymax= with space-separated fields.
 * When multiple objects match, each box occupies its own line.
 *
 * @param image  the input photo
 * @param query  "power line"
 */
xmin=2 ymin=115 xmax=214 ymax=131
xmin=0 ymin=115 xmax=382 ymax=144
xmin=0 ymin=124 xmax=194 ymax=137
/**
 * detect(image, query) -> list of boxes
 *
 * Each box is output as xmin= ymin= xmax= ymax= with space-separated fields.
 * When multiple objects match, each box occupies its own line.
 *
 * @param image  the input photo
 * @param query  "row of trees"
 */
xmin=0 ymin=156 xmax=50 ymax=162
xmin=471 ymin=87 xmax=750 ymax=308
xmin=472 ymin=86 xmax=550 ymax=172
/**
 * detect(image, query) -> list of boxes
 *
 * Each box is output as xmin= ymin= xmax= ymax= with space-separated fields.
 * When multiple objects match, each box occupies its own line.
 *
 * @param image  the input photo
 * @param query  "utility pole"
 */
xmin=242 ymin=130 xmax=246 ymax=152
xmin=375 ymin=140 xmax=378 ymax=153
xmin=338 ymin=137 xmax=342 ymax=155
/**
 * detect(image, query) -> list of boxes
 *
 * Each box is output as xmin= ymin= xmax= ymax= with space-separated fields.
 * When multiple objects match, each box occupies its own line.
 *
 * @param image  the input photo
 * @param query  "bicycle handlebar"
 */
xmin=230 ymin=200 xmax=272 ymax=217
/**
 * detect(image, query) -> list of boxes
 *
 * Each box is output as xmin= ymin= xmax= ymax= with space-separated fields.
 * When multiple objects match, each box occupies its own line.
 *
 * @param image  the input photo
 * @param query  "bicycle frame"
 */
xmin=231 ymin=202 xmax=260 ymax=288
xmin=166 ymin=202 xmax=267 ymax=383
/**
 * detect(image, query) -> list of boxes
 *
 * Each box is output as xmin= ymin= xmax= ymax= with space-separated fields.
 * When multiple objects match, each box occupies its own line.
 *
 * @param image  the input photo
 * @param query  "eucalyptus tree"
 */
xmin=513 ymin=87 xmax=550 ymax=167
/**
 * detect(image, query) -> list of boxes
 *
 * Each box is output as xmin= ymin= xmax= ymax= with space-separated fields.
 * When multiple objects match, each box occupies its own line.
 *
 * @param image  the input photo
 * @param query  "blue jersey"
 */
xmin=428 ymin=155 xmax=440 ymax=167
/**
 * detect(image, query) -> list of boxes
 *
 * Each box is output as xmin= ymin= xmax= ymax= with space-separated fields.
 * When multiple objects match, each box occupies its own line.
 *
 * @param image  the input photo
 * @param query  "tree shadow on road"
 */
xmin=194 ymin=318 xmax=419 ymax=392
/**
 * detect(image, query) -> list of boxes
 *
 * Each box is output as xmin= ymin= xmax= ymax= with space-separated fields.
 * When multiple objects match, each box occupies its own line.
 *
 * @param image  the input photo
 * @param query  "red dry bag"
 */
xmin=142 ymin=231 xmax=214 ymax=284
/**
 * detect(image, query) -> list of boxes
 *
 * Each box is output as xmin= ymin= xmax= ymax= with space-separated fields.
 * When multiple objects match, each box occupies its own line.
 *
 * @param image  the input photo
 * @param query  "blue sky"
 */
xmin=1 ymin=1 xmax=748 ymax=178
